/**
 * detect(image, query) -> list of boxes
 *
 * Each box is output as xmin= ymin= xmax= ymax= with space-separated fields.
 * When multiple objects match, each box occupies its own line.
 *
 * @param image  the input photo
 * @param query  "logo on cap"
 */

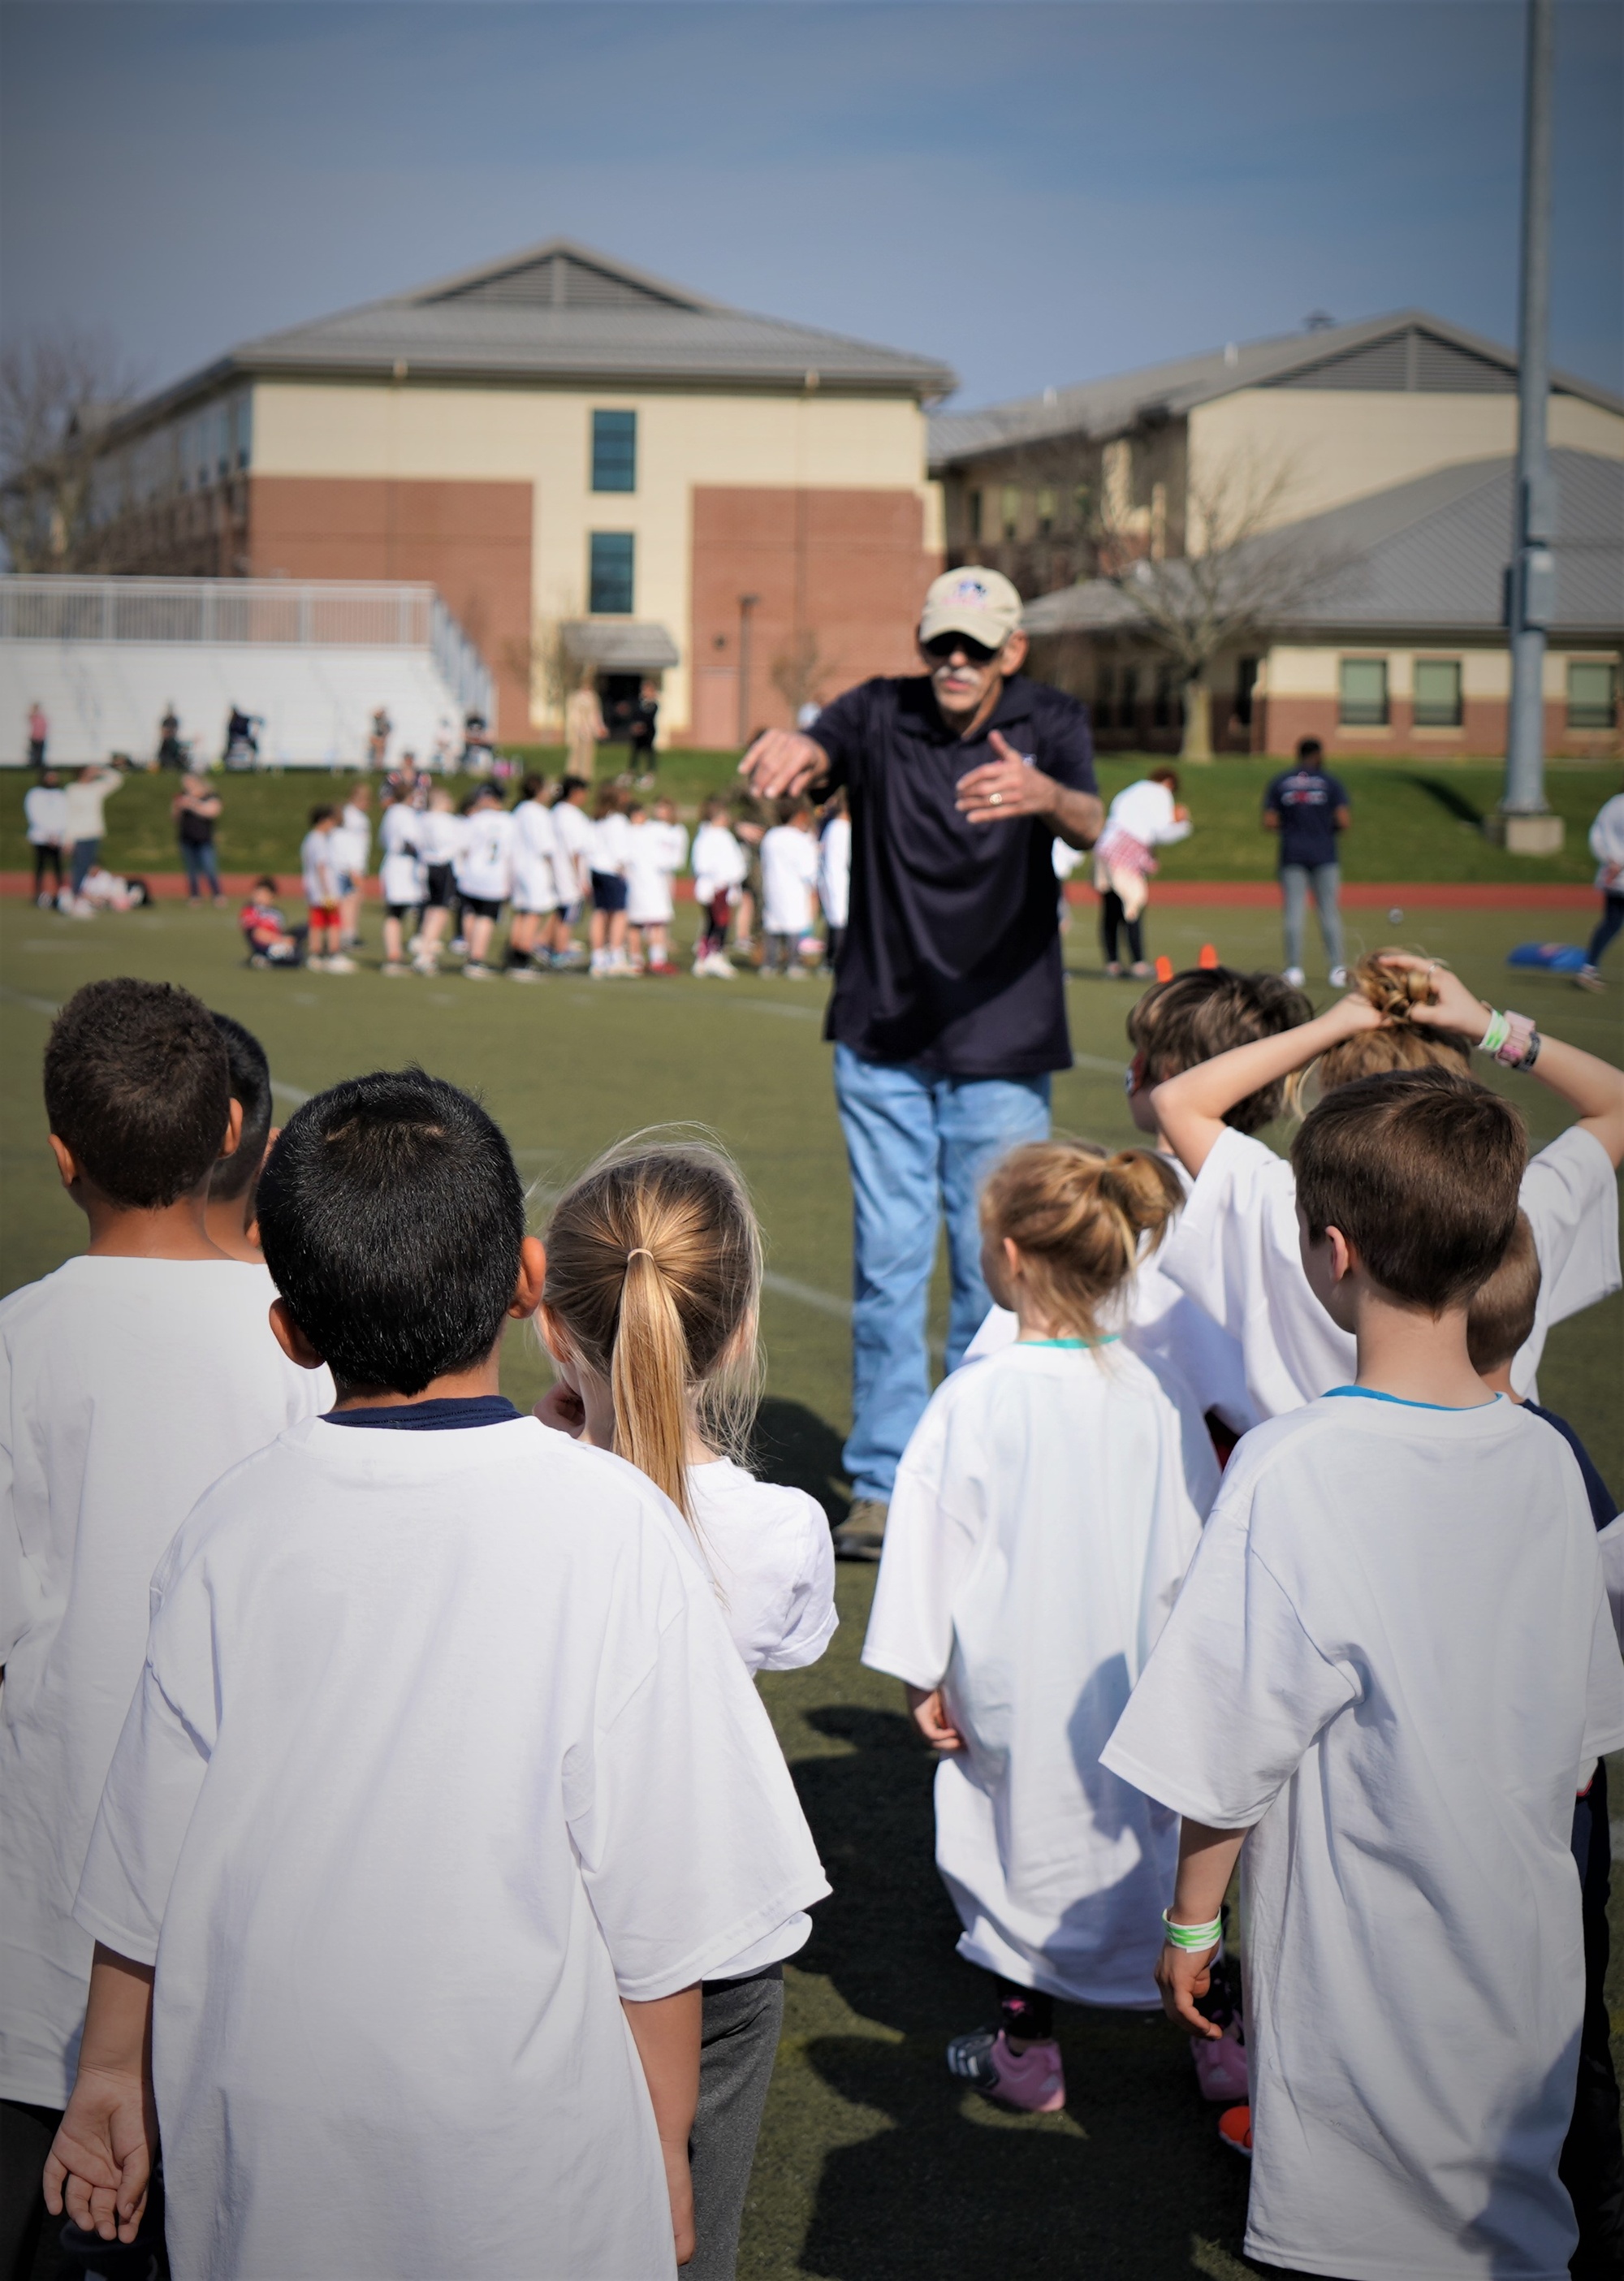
xmin=945 ymin=576 xmax=990 ymax=605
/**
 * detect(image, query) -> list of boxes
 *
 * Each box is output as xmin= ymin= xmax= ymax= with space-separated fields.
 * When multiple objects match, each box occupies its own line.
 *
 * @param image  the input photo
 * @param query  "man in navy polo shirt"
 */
xmin=741 ymin=568 xmax=1102 ymax=1557
xmin=1263 ymin=736 xmax=1351 ymax=988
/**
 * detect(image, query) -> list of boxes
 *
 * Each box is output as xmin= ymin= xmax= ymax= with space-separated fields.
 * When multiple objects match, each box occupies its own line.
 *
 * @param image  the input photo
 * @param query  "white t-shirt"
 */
xmin=692 ymin=822 xmax=747 ymax=904
xmin=1590 ymin=793 xmax=1624 ymax=892
xmin=1159 ymin=1121 xmax=1622 ymax=1418
xmin=760 ymin=825 xmax=820 ymax=935
xmin=74 ymin=1414 xmax=827 ymax=2281
xmin=1098 ymin=776 xmax=1191 ymax=853
xmin=550 ymin=799 xmax=593 ymax=902
xmin=863 ymin=1341 xmax=1218 ymax=2007
xmin=587 ymin=810 xmax=633 ymax=878
xmin=24 ymin=784 xmax=67 ymax=845
xmin=378 ymin=801 xmax=427 ymax=907
xmin=686 ymin=1458 xmax=837 ymax=1677
xmin=818 ymin=814 xmax=851 ymax=930
xmin=300 ymin=827 xmax=344 ymax=906
xmin=63 ymin=771 xmax=122 ymax=842
xmin=336 ymin=800 xmax=372 ymax=880
xmin=510 ymin=798 xmax=559 ymax=914
xmin=1102 ymin=1392 xmax=1624 ymax=2280
xmin=456 ymin=807 xmax=515 ymax=901
xmin=415 ymin=808 xmax=464 ymax=870
xmin=624 ymin=819 xmax=676 ymax=925
xmin=0 ymin=1256 xmax=330 ymax=2106
xmin=962 ymin=1156 xmax=1258 ymax=1437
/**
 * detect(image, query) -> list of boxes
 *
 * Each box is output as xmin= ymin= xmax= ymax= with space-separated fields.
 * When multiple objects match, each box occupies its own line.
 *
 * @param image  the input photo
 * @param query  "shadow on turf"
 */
xmin=1402 ymin=773 xmax=1486 ymax=828
xmin=753 ymin=1398 xmax=851 ymax=1525
xmin=787 ymin=1707 xmax=1255 ymax=2278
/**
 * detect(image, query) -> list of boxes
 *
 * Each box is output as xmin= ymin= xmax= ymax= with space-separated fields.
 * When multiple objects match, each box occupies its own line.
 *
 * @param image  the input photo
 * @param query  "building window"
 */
xmin=589 ymin=533 xmax=635 ymax=615
xmin=1235 ymin=656 xmax=1259 ymax=728
xmin=591 ymin=409 xmax=637 ymax=494
xmin=1036 ymin=488 xmax=1056 ymax=538
xmin=1000 ymin=486 xmax=1021 ymax=542
xmin=1568 ymin=660 xmax=1618 ymax=730
xmin=1413 ymin=659 xmax=1462 ymax=728
xmin=234 ymin=395 xmax=253 ymax=472
xmin=1095 ymin=665 xmax=1116 ymax=728
xmin=1339 ymin=657 xmax=1389 ymax=728
xmin=1121 ymin=664 xmax=1140 ymax=730
xmin=1153 ymin=663 xmax=1177 ymax=729
xmin=966 ymin=488 xmax=983 ymax=542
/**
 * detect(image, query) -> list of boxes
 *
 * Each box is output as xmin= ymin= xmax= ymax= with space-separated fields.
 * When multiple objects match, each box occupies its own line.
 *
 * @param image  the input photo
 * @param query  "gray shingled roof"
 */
xmin=1021 ymin=451 xmax=1624 ymax=641
xmin=930 ymin=312 xmax=1623 ymax=467
xmin=123 ymin=240 xmax=956 ymax=421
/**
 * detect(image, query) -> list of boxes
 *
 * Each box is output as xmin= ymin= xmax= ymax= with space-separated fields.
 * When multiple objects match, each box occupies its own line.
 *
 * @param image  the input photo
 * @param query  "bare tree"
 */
xmin=500 ymin=600 xmax=585 ymax=740
xmin=769 ymin=628 xmax=836 ymax=721
xmin=1087 ymin=448 xmax=1345 ymax=759
xmin=0 ymin=326 xmax=142 ymax=573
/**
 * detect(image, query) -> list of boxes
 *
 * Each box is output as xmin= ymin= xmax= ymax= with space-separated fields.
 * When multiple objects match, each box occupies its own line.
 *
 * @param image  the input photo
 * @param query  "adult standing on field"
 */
xmin=63 ymin=762 xmax=123 ymax=901
xmin=1578 ymin=784 xmax=1624 ymax=991
xmin=172 ymin=771 xmax=225 ymax=904
xmin=741 ymin=567 xmax=1102 ymax=1557
xmin=566 ymin=680 xmax=606 ymax=780
xmin=1263 ymin=735 xmax=1350 ymax=988
xmin=26 ymin=702 xmax=47 ymax=771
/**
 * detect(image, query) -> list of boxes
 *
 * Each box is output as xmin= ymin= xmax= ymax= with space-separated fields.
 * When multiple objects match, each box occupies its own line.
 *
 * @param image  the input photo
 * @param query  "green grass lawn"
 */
xmin=2 ymin=896 xmax=1621 ymax=2279
xmin=5 ymin=752 xmax=1618 ymax=884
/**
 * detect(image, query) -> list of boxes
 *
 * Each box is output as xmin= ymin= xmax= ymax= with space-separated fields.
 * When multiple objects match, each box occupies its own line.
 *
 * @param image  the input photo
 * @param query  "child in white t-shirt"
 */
xmin=818 ymin=791 xmax=850 ymax=966
xmin=411 ymin=788 xmax=464 ymax=974
xmin=47 ymin=1073 xmax=824 ymax=2281
xmin=586 ymin=787 xmax=634 ymax=977
xmin=453 ymin=784 xmax=515 ymax=980
xmin=336 ymin=783 xmax=372 ymax=949
xmin=964 ymin=964 xmax=1314 ymax=1455
xmin=624 ymin=799 xmax=676 ymax=974
xmin=546 ymin=776 xmax=593 ymax=966
xmin=506 ymin=775 xmax=559 ymax=982
xmin=691 ymin=798 xmax=748 ymax=979
xmin=535 ymin=1133 xmax=836 ymax=2280
xmin=1104 ymin=1065 xmax=1624 ymax=2280
xmin=758 ymin=799 xmax=821 ymax=976
xmin=0 ymin=983 xmax=329 ymax=2257
xmin=376 ymin=787 xmax=427 ymax=976
xmin=864 ymin=1140 xmax=1219 ymax=2116
xmin=299 ymin=806 xmax=352 ymax=972
xmin=1153 ymin=950 xmax=1624 ymax=1419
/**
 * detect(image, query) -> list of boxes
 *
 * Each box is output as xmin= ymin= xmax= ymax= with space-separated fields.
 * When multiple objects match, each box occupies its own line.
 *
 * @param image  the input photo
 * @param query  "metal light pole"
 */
xmin=1500 ymin=0 xmax=1563 ymax=851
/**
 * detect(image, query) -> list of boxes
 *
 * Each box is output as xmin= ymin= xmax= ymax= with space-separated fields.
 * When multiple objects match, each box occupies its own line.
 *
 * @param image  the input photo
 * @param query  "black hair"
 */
xmin=555 ymin=775 xmax=588 ymax=801
xmin=308 ymin=805 xmax=336 ymax=827
xmin=252 ymin=873 xmax=279 ymax=894
xmin=209 ymin=1011 xmax=273 ymax=1204
xmin=257 ymin=1069 xmax=525 ymax=1395
xmin=1296 ymin=737 xmax=1324 ymax=762
xmin=45 ymin=978 xmax=229 ymax=1209
xmin=519 ymin=775 xmax=544 ymax=801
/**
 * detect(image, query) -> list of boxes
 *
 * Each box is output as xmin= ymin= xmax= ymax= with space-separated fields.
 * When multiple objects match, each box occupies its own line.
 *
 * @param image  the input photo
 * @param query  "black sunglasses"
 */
xmin=922 ymin=630 xmax=1001 ymax=666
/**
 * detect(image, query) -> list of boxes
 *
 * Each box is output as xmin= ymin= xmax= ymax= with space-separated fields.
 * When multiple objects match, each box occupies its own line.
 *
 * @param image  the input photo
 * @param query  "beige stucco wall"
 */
xmin=1188 ymin=389 xmax=1624 ymax=532
xmin=249 ymin=380 xmax=939 ymax=730
xmin=1256 ymin=644 xmax=1613 ymax=699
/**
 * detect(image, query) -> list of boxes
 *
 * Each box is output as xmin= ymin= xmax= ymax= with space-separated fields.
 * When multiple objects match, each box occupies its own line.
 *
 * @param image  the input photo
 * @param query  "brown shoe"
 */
xmin=831 ymin=1498 xmax=888 ymax=1562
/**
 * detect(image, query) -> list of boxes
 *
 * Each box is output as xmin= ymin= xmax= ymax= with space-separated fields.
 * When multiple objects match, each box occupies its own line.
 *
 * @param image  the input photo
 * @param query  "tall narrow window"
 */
xmin=1568 ymin=660 xmax=1618 ymax=730
xmin=966 ymin=488 xmax=983 ymax=541
xmin=1235 ymin=656 xmax=1259 ymax=728
xmin=1339 ymin=658 xmax=1389 ymax=727
xmin=1095 ymin=665 xmax=1116 ymax=728
xmin=589 ymin=533 xmax=635 ymax=615
xmin=1413 ymin=659 xmax=1462 ymax=728
xmin=1000 ymin=486 xmax=1021 ymax=542
xmin=591 ymin=409 xmax=637 ymax=494
xmin=1036 ymin=487 xmax=1056 ymax=538
xmin=1121 ymin=665 xmax=1140 ymax=729
xmin=234 ymin=394 xmax=253 ymax=472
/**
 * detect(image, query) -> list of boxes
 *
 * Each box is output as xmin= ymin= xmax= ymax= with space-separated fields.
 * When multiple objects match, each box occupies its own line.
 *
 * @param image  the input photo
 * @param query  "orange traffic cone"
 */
xmin=1155 ymin=955 xmax=1174 ymax=983
xmin=1199 ymin=943 xmax=1219 ymax=970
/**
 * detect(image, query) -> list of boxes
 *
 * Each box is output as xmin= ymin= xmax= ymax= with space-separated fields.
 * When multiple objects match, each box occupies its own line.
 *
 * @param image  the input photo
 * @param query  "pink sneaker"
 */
xmin=1192 ymin=2026 xmax=1249 ymax=2103
xmin=945 ymin=2027 xmax=1065 ymax=2114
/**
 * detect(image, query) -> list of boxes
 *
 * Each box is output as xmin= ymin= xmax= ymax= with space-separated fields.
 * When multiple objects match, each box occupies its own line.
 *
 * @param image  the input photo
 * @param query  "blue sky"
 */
xmin=2 ymin=2 xmax=1618 ymax=410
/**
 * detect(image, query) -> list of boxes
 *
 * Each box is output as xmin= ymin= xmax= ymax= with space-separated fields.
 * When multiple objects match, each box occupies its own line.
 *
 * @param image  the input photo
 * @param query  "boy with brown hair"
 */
xmin=1104 ymin=1067 xmax=1624 ymax=2280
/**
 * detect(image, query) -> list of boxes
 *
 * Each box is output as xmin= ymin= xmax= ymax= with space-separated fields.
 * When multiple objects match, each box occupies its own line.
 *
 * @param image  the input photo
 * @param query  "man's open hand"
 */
xmin=739 ymin=729 xmax=827 ymax=801
xmin=955 ymin=732 xmax=1056 ymax=825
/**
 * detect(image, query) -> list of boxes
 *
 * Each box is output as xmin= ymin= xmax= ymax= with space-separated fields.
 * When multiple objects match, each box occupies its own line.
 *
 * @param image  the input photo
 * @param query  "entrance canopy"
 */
xmin=561 ymin=621 xmax=680 ymax=672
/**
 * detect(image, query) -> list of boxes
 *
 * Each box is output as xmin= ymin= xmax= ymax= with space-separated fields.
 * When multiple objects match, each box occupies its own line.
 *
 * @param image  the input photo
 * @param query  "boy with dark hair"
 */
xmin=1104 ymin=1067 xmax=1624 ymax=2280
xmin=205 ymin=1011 xmax=275 ymax=1263
xmin=239 ymin=874 xmax=304 ymax=966
xmin=0 ymin=981 xmax=328 ymax=2277
xmin=299 ymin=807 xmax=351 ymax=974
xmin=1469 ymin=1220 xmax=1624 ymax=2273
xmin=46 ymin=1069 xmax=825 ymax=2281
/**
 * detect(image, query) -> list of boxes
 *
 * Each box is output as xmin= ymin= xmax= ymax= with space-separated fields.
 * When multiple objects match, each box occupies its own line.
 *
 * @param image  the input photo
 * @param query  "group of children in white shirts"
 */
xmin=5 ymin=945 xmax=1623 ymax=2281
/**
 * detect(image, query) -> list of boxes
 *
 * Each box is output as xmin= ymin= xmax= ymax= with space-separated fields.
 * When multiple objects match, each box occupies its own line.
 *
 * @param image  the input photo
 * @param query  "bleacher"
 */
xmin=0 ymin=577 xmax=495 ymax=768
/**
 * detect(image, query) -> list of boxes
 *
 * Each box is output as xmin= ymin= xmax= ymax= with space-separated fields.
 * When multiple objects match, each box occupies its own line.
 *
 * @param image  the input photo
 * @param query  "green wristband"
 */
xmin=1479 ymin=1007 xmax=1510 ymax=1057
xmin=1162 ymin=1907 xmax=1223 ymax=1951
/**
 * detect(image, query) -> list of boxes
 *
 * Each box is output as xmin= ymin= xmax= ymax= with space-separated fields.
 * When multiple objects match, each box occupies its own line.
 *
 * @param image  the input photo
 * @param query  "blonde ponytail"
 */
xmin=979 ymin=1139 xmax=1183 ymax=1341
xmin=541 ymin=1130 xmax=763 ymax=1527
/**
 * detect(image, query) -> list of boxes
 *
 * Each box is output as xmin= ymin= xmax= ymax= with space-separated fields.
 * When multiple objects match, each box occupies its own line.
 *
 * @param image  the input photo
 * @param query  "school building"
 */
xmin=84 ymin=240 xmax=956 ymax=744
xmin=933 ymin=311 xmax=1624 ymax=756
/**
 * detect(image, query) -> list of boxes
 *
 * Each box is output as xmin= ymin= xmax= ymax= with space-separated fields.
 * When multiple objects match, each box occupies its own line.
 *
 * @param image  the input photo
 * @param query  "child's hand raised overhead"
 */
xmin=1371 ymin=953 xmax=1489 ymax=1042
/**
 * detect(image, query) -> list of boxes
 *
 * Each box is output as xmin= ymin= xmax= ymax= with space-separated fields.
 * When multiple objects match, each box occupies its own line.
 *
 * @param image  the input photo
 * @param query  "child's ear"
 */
xmin=268 ymin=1298 xmax=326 ymax=1372
xmin=219 ymin=1099 xmax=245 ymax=1162
xmin=1002 ymin=1235 xmax=1024 ymax=1283
xmin=48 ymin=1134 xmax=80 ymax=1192
xmin=510 ymin=1236 xmax=547 ymax=1320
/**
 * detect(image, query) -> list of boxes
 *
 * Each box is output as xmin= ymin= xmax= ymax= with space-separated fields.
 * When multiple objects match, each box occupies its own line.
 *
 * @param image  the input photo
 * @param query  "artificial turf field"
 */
xmin=2 ymin=889 xmax=1621 ymax=2280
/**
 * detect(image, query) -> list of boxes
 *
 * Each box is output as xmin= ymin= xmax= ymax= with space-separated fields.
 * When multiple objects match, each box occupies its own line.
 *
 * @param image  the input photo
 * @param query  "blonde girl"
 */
xmin=535 ymin=1133 xmax=836 ymax=2281
xmin=863 ymin=1139 xmax=1220 ymax=2115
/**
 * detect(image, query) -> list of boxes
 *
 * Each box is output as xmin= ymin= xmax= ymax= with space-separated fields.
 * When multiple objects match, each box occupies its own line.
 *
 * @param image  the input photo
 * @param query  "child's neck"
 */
xmin=1350 ymin=1285 xmax=1492 ymax=1408
xmin=1014 ymin=1298 xmax=1096 ymax=1343
xmin=79 ymin=1187 xmax=232 ymax=1262
xmin=1478 ymin=1359 xmax=1522 ymax=1403
xmin=333 ymin=1353 xmax=503 ymax=1411
xmin=202 ymin=1195 xmax=261 ymax=1264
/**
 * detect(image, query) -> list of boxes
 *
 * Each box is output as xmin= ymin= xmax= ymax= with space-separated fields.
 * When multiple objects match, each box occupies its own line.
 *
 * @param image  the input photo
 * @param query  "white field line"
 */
xmin=761 ymin=1269 xmax=853 ymax=1322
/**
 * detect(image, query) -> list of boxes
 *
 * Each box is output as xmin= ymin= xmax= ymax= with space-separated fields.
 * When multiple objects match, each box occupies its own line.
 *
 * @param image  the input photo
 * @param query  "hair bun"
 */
xmin=1354 ymin=950 xmax=1438 ymax=1021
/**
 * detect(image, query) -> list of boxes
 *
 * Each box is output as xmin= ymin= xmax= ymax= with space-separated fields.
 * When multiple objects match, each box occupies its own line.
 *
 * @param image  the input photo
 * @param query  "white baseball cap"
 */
xmin=918 ymin=566 xmax=1024 ymax=650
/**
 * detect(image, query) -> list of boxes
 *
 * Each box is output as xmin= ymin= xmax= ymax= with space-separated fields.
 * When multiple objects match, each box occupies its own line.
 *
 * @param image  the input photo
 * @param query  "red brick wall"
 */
xmin=1253 ymin=694 xmax=1620 ymax=760
xmin=688 ymin=487 xmax=940 ymax=747
xmin=247 ymin=477 xmax=533 ymax=735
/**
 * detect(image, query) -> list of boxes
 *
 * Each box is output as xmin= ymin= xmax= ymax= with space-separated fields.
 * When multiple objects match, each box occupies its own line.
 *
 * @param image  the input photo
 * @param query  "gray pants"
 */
xmin=1281 ymin=862 xmax=1345 ymax=975
xmin=689 ymin=1966 xmax=784 ymax=2281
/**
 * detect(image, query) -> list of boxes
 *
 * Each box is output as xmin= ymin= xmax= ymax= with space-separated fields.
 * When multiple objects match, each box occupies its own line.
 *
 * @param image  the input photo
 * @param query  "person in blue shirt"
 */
xmin=1263 ymin=737 xmax=1350 ymax=988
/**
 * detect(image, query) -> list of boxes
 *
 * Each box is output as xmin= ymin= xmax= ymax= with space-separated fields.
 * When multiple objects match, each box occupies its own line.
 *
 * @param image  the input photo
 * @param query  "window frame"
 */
xmin=1567 ymin=659 xmax=1618 ymax=732
xmin=588 ymin=531 xmax=636 ymax=616
xmin=1338 ymin=656 xmax=1389 ymax=729
xmin=590 ymin=408 xmax=637 ymax=496
xmin=1411 ymin=657 xmax=1462 ymax=730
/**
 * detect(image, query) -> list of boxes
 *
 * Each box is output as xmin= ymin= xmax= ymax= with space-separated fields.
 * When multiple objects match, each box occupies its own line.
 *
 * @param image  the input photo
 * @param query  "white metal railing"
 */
xmin=0 ymin=576 xmax=494 ymax=723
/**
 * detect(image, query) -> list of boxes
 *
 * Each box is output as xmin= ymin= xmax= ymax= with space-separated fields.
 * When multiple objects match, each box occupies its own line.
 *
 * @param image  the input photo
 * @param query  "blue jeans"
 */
xmin=182 ymin=841 xmax=220 ymax=898
xmin=1587 ymin=892 xmax=1624 ymax=970
xmin=1280 ymin=862 xmax=1344 ymax=975
xmin=69 ymin=838 xmax=99 ymax=896
xmin=833 ymin=1043 xmax=1052 ymax=1503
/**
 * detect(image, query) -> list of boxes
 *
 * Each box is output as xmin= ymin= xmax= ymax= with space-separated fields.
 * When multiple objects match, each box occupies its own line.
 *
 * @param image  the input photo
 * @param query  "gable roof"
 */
xmin=930 ymin=311 xmax=1624 ymax=469
xmin=118 ymin=240 xmax=955 ymax=426
xmin=1020 ymin=449 xmax=1624 ymax=642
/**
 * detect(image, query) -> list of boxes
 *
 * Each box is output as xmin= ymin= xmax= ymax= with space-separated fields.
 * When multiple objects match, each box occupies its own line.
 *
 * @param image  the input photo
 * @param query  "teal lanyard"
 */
xmin=1018 ymin=1335 xmax=1121 ymax=1349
